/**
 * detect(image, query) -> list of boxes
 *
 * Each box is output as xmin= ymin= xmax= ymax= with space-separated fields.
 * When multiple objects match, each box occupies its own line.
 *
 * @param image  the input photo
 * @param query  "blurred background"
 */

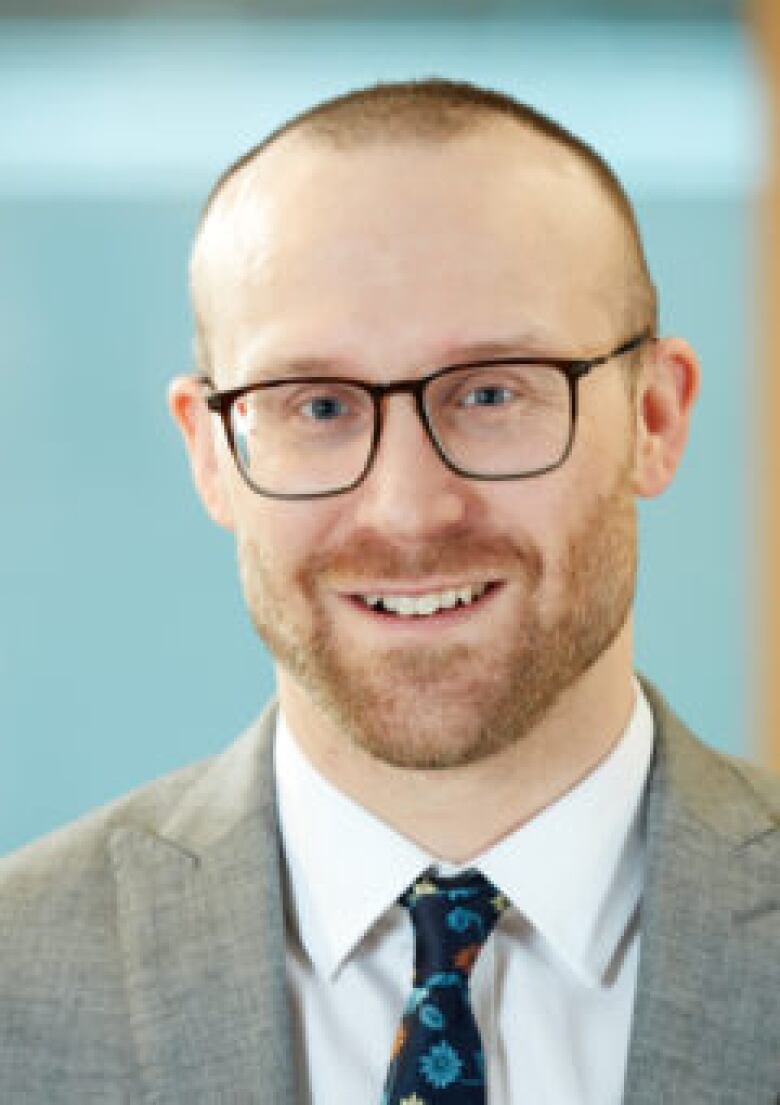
xmin=1 ymin=0 xmax=775 ymax=856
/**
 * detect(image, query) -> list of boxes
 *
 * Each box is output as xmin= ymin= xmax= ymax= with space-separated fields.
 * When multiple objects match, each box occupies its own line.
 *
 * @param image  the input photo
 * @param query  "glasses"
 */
xmin=201 ymin=329 xmax=651 ymax=500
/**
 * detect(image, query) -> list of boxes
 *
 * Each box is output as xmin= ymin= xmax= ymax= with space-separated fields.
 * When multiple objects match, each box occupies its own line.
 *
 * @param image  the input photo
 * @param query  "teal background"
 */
xmin=0 ymin=17 xmax=762 ymax=855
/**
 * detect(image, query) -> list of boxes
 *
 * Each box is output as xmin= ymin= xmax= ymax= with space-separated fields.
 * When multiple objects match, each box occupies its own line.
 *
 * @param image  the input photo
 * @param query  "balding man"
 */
xmin=1 ymin=79 xmax=778 ymax=1105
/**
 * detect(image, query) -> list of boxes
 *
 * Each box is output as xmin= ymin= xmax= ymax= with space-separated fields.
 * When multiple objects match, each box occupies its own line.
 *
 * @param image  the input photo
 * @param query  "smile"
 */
xmin=351 ymin=581 xmax=501 ymax=619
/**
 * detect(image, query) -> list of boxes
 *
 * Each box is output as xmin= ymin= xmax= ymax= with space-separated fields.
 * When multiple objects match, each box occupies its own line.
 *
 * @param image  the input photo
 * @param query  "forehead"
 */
xmin=192 ymin=124 xmax=631 ymax=377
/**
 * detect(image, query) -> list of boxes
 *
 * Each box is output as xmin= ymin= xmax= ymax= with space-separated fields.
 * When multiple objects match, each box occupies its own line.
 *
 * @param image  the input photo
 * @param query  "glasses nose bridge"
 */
xmin=370 ymin=375 xmax=436 ymax=450
xmin=373 ymin=375 xmax=427 ymax=402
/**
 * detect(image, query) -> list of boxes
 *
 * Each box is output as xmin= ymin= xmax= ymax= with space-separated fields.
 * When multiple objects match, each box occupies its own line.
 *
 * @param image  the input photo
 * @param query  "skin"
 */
xmin=170 ymin=120 xmax=700 ymax=862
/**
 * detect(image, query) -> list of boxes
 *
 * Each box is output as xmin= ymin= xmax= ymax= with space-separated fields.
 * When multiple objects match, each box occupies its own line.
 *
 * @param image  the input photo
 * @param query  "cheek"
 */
xmin=489 ymin=452 xmax=618 ymax=605
xmin=234 ymin=495 xmax=342 ymax=582
xmin=489 ymin=474 xmax=576 ymax=555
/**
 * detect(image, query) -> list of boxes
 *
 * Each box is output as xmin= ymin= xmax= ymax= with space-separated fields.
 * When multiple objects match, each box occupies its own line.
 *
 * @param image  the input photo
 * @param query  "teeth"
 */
xmin=359 ymin=582 xmax=490 ymax=617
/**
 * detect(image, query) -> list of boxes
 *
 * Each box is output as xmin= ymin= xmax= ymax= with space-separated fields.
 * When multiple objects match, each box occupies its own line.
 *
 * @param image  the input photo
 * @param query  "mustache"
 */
xmin=297 ymin=531 xmax=544 ymax=589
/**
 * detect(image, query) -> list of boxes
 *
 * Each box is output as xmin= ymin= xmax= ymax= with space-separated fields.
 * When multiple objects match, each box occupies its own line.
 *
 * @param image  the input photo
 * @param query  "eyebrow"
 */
xmin=236 ymin=355 xmax=358 ymax=386
xmin=236 ymin=330 xmax=570 ymax=386
xmin=442 ymin=335 xmax=570 ymax=362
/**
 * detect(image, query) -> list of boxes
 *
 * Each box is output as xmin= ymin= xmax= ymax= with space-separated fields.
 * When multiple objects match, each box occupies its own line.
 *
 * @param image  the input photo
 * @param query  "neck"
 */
xmin=277 ymin=624 xmax=636 ymax=863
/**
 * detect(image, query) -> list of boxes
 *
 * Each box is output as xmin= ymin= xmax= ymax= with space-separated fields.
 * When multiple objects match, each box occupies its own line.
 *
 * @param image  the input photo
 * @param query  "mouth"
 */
xmin=342 ymin=580 xmax=504 ymax=622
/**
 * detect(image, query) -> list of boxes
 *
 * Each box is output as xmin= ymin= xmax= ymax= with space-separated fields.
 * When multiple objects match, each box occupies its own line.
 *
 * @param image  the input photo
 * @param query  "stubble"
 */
xmin=237 ymin=460 xmax=637 ymax=771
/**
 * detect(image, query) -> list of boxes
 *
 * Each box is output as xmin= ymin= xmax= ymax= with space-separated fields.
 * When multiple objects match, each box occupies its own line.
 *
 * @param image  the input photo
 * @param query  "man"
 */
xmin=0 ymin=78 xmax=777 ymax=1104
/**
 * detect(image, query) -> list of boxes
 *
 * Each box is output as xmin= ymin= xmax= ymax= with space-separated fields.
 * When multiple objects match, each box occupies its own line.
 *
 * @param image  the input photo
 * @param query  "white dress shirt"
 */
xmin=274 ymin=677 xmax=654 ymax=1105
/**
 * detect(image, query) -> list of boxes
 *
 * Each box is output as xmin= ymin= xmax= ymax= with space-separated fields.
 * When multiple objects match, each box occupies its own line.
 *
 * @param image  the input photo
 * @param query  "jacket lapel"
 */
xmin=109 ymin=702 xmax=298 ymax=1104
xmin=622 ymin=679 xmax=779 ymax=1104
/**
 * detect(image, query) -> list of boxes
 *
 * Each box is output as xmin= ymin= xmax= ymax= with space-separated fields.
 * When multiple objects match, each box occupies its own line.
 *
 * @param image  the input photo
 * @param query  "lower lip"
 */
xmin=342 ymin=581 xmax=504 ymax=629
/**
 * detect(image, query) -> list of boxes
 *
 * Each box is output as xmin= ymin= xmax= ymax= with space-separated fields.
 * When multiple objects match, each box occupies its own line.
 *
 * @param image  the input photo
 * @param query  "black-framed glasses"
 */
xmin=200 ymin=329 xmax=651 ymax=500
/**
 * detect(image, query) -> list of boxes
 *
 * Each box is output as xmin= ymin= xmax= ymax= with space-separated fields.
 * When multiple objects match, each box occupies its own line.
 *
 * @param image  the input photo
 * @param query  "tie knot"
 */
xmin=400 ymin=870 xmax=510 ymax=982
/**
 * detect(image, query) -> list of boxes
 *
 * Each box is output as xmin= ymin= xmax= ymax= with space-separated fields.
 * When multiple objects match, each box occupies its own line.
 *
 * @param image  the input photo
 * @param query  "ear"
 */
xmin=167 ymin=376 xmax=235 ymax=530
xmin=632 ymin=337 xmax=701 ymax=499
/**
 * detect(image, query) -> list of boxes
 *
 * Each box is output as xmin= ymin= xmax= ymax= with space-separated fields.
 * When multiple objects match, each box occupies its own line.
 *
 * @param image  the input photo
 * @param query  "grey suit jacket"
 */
xmin=0 ymin=678 xmax=778 ymax=1104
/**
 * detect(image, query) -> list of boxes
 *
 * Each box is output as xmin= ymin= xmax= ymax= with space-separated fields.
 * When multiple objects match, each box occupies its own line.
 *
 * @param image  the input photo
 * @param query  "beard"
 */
xmin=236 ymin=458 xmax=637 ymax=771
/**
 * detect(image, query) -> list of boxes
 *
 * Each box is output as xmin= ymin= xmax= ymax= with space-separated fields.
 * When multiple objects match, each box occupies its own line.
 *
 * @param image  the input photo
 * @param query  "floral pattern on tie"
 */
xmin=380 ymin=870 xmax=510 ymax=1105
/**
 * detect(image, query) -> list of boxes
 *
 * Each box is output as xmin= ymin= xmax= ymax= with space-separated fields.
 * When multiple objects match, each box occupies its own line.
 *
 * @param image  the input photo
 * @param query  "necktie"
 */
xmin=381 ymin=869 xmax=510 ymax=1105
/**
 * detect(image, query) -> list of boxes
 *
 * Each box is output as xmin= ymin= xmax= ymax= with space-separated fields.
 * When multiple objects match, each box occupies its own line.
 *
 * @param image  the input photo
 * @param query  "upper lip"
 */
xmin=342 ymin=579 xmax=501 ymax=596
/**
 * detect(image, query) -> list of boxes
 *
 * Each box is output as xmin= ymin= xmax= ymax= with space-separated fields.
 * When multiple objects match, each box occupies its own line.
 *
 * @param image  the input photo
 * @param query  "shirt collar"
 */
xmin=274 ymin=677 xmax=653 ymax=987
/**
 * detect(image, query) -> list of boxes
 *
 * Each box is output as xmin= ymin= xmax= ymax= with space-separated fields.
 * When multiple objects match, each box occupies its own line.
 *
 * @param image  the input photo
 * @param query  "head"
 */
xmin=170 ymin=78 xmax=699 ymax=771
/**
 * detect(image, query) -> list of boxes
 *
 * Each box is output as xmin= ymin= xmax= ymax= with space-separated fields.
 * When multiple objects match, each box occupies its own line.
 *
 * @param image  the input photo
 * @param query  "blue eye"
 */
xmin=463 ymin=386 xmax=514 ymax=407
xmin=302 ymin=396 xmax=348 ymax=420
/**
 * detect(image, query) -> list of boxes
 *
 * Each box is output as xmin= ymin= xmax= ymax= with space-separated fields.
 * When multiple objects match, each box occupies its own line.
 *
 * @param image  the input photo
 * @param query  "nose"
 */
xmin=349 ymin=393 xmax=473 ymax=539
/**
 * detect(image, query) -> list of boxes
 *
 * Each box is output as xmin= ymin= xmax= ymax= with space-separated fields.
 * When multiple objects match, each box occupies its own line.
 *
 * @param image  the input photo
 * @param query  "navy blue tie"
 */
xmin=381 ymin=870 xmax=510 ymax=1105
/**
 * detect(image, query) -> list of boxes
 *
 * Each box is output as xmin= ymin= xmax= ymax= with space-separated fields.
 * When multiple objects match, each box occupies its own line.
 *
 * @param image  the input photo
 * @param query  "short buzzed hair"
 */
xmin=192 ymin=77 xmax=657 ymax=376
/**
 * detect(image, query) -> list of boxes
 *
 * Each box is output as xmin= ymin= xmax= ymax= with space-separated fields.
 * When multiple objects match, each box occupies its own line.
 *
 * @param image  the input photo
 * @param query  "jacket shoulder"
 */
xmin=721 ymin=750 xmax=780 ymax=817
xmin=0 ymin=752 xmax=216 ymax=897
xmin=639 ymin=674 xmax=780 ymax=847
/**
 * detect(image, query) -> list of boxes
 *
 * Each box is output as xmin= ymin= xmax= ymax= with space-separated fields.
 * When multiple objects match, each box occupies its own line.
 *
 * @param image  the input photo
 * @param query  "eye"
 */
xmin=462 ymin=385 xmax=515 ymax=408
xmin=300 ymin=394 xmax=349 ymax=421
